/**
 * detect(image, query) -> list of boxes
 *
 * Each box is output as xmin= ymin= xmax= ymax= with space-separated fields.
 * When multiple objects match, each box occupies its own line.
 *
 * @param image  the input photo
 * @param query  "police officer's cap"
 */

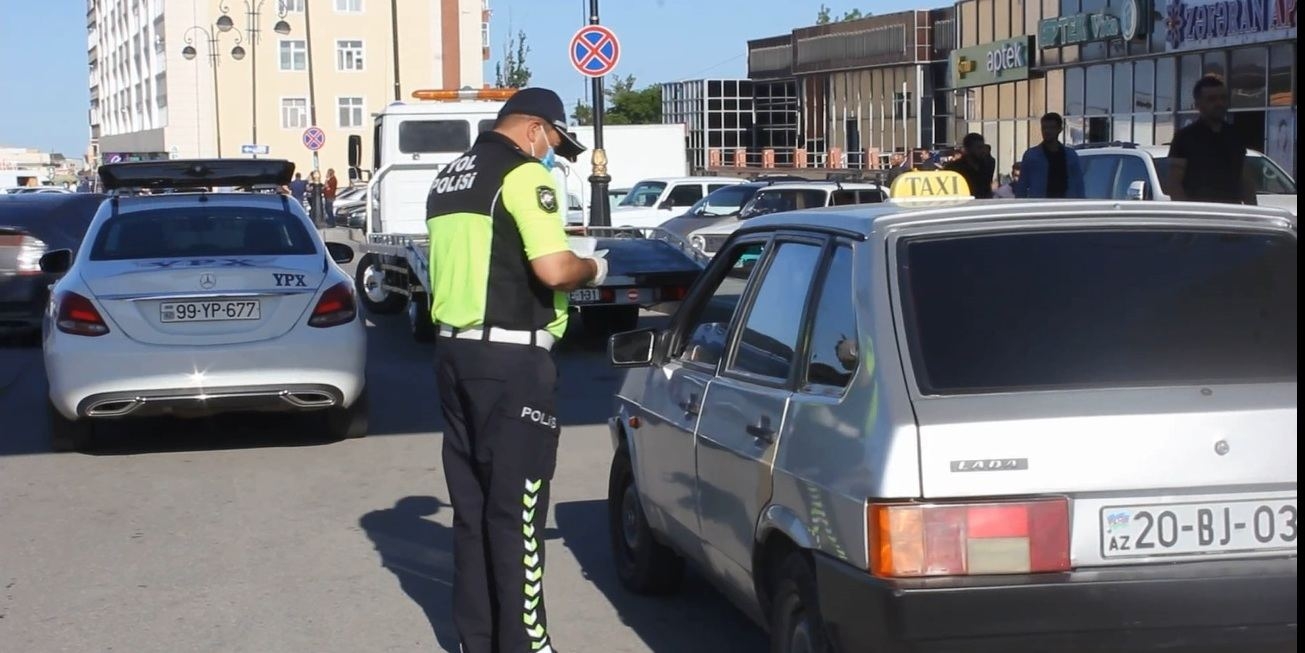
xmin=499 ymin=88 xmax=587 ymax=161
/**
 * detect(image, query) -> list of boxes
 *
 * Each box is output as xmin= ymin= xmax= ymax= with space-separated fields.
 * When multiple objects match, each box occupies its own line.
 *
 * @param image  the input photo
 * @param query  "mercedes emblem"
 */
xmin=1214 ymin=440 xmax=1230 ymax=456
xmin=199 ymin=273 xmax=217 ymax=289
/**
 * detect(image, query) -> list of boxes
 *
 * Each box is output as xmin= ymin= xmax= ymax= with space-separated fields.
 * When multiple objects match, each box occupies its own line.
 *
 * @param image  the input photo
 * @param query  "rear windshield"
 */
xmin=89 ymin=206 xmax=317 ymax=260
xmin=398 ymin=120 xmax=472 ymax=154
xmin=898 ymin=229 xmax=1297 ymax=394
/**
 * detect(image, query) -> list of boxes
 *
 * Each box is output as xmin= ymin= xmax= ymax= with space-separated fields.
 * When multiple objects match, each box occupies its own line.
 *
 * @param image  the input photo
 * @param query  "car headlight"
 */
xmin=691 ymin=235 xmax=706 ymax=251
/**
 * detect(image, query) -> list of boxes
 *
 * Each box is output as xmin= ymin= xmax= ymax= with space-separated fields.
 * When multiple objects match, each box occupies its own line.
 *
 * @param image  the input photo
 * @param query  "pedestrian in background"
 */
xmin=289 ymin=173 xmax=307 ymax=204
xmin=306 ymin=170 xmax=326 ymax=227
xmin=1166 ymin=75 xmax=1257 ymax=205
xmin=1016 ymin=112 xmax=1085 ymax=198
xmin=944 ymin=133 xmax=996 ymax=198
xmin=426 ymin=87 xmax=602 ymax=653
xmin=324 ymin=168 xmax=339 ymax=226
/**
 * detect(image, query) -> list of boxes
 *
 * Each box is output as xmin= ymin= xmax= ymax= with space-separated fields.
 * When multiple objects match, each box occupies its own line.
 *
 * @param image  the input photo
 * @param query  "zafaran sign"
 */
xmin=950 ymin=36 xmax=1034 ymax=89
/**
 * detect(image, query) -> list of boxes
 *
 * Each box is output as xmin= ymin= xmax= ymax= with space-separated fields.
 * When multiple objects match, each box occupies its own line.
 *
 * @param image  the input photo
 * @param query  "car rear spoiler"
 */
xmin=98 ymin=159 xmax=295 ymax=192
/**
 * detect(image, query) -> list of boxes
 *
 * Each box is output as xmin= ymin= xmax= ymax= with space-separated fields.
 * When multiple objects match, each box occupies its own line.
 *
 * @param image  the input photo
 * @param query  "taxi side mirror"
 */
xmin=659 ymin=198 xmax=674 ymax=210
xmin=609 ymin=328 xmax=660 ymax=367
xmin=39 ymin=249 xmax=73 ymax=274
xmin=1126 ymin=180 xmax=1149 ymax=201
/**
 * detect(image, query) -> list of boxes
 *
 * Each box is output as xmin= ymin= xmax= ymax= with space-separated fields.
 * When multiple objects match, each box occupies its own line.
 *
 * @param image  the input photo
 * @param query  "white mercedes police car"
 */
xmin=39 ymin=159 xmax=368 ymax=451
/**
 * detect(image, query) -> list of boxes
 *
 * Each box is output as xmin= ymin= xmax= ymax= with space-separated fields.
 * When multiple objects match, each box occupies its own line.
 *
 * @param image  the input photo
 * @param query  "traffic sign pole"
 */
xmin=573 ymin=3 xmax=618 ymax=228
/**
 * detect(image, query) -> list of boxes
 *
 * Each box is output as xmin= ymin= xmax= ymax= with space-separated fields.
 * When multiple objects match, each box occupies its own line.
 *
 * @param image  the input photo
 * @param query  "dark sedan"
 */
xmin=0 ymin=193 xmax=106 ymax=337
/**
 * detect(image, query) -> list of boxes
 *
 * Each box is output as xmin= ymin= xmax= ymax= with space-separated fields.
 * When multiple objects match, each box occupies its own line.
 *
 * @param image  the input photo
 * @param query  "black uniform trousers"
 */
xmin=435 ymin=335 xmax=561 ymax=653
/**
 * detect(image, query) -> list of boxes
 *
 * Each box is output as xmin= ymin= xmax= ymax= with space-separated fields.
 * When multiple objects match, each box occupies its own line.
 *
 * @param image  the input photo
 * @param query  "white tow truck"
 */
xmin=348 ymin=88 xmax=707 ymax=342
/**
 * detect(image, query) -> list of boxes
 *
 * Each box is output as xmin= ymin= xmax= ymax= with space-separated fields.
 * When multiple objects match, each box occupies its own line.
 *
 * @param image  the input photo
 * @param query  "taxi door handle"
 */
xmin=679 ymin=395 xmax=700 ymax=416
xmin=746 ymin=416 xmax=775 ymax=444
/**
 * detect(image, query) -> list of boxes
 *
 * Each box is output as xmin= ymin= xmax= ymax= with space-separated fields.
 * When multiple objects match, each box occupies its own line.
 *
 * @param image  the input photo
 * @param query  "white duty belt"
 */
xmin=437 ymin=324 xmax=556 ymax=351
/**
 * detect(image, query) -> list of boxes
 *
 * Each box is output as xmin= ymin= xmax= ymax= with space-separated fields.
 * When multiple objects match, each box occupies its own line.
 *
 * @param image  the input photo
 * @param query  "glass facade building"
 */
xmin=957 ymin=0 xmax=1297 ymax=177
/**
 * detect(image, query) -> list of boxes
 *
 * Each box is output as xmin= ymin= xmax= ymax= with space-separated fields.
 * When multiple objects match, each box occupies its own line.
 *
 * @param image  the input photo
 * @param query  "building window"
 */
xmin=281 ymin=98 xmax=308 ymax=129
xmin=337 ymin=40 xmax=364 ymax=71
xmin=335 ymin=0 xmax=362 ymax=12
xmin=338 ymin=97 xmax=365 ymax=128
xmin=279 ymin=40 xmax=306 ymax=71
xmin=280 ymin=0 xmax=304 ymax=11
xmin=893 ymin=91 xmax=914 ymax=119
xmin=1230 ymin=47 xmax=1267 ymax=108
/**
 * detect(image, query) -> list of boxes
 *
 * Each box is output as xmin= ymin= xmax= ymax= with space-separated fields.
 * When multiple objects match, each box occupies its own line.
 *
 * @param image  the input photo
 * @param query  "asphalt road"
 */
xmin=0 ymin=234 xmax=768 ymax=653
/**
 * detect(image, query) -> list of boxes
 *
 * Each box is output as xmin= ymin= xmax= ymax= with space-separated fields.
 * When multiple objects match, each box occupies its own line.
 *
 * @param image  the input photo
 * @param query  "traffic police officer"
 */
xmin=425 ymin=87 xmax=605 ymax=653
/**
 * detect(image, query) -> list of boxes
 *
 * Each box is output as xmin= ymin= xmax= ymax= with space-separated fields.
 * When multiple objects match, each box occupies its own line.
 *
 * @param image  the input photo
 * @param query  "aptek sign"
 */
xmin=950 ymin=36 xmax=1034 ymax=89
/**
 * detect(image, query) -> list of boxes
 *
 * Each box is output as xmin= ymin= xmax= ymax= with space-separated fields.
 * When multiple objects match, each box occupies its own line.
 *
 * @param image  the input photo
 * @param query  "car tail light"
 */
xmin=868 ymin=497 xmax=1070 ymax=577
xmin=308 ymin=281 xmax=357 ymax=327
xmin=55 ymin=291 xmax=110 ymax=336
xmin=16 ymin=234 xmax=47 ymax=275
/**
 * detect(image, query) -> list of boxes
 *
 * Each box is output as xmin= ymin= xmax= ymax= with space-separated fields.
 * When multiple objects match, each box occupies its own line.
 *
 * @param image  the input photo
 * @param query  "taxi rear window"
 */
xmin=897 ymin=229 xmax=1297 ymax=394
xmin=89 ymin=206 xmax=317 ymax=260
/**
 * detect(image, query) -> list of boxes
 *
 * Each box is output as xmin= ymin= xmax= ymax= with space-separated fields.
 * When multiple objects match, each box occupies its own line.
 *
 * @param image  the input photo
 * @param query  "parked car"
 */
xmin=0 ymin=193 xmax=108 ymax=338
xmin=41 ymin=159 xmax=368 ymax=451
xmin=1073 ymin=142 xmax=1297 ymax=216
xmin=609 ymin=177 xmax=748 ymax=229
xmin=605 ymin=180 xmax=1296 ymax=652
xmin=687 ymin=181 xmax=889 ymax=256
xmin=660 ymin=177 xmax=813 ymax=241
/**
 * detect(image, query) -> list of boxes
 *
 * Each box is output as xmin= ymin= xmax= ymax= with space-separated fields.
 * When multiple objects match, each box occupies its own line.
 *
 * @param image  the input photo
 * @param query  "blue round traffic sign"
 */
xmin=303 ymin=126 xmax=326 ymax=151
xmin=570 ymin=25 xmax=620 ymax=78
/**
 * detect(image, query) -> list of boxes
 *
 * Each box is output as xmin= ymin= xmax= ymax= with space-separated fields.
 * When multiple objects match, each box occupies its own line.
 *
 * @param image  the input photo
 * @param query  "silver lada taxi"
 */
xmin=604 ymin=171 xmax=1297 ymax=653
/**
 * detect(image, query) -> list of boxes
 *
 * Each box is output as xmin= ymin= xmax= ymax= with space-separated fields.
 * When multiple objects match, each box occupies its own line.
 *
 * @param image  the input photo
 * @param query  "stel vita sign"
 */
xmin=1040 ymin=0 xmax=1150 ymax=47
xmin=951 ymin=36 xmax=1034 ymax=89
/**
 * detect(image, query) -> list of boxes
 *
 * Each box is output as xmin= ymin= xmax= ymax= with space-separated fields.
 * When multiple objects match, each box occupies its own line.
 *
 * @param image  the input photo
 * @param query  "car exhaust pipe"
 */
xmin=85 ymin=398 xmax=143 ymax=417
xmin=280 ymin=391 xmax=336 ymax=408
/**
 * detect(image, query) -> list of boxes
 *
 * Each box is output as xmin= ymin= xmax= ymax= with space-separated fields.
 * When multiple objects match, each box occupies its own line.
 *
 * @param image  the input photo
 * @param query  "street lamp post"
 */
xmin=182 ymin=24 xmax=245 ymax=158
xmin=587 ymin=0 xmax=612 ymax=228
xmin=220 ymin=1 xmax=291 ymax=159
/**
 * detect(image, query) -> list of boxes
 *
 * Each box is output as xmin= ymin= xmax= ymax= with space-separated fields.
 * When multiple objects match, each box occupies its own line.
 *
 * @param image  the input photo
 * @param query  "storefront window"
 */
xmin=1267 ymin=44 xmax=1293 ymax=107
xmin=1016 ymin=80 xmax=1030 ymax=120
xmin=1086 ymin=65 xmax=1111 ymax=115
xmin=1045 ymin=68 xmax=1065 ymax=114
xmin=1065 ymin=116 xmax=1085 ymax=144
xmin=1113 ymin=115 xmax=1132 ymax=142
xmin=1203 ymin=51 xmax=1227 ymax=81
xmin=960 ymin=0 xmax=978 ymax=47
xmin=1059 ymin=0 xmax=1080 ymax=64
xmin=1025 ymin=0 xmax=1042 ymax=44
xmin=1065 ymin=67 xmax=1084 ymax=115
xmin=1000 ymin=81 xmax=1016 ymax=120
xmin=998 ymin=121 xmax=1016 ymax=180
xmin=1080 ymin=0 xmax=1107 ymax=60
xmin=1133 ymin=113 xmax=1154 ymax=146
xmin=1087 ymin=116 xmax=1111 ymax=142
xmin=1231 ymin=48 xmax=1267 ymax=108
xmin=995 ymin=0 xmax=1013 ymax=40
xmin=1114 ymin=62 xmax=1133 ymax=114
xmin=1155 ymin=114 xmax=1174 ymax=146
xmin=979 ymin=0 xmax=994 ymax=43
xmin=1133 ymin=60 xmax=1154 ymax=112
xmin=1179 ymin=55 xmax=1202 ymax=111
xmin=1015 ymin=119 xmax=1030 ymax=160
xmin=982 ymin=85 xmax=998 ymax=120
xmin=1155 ymin=57 xmax=1176 ymax=113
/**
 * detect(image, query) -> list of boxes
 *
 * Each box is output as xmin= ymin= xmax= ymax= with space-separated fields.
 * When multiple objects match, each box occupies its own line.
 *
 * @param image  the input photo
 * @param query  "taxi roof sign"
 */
xmin=889 ymin=169 xmax=972 ymax=201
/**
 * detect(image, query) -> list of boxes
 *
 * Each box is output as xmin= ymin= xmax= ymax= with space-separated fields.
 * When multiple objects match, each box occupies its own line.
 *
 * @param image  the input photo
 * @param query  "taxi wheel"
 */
xmin=354 ymin=254 xmax=406 ymax=315
xmin=48 ymin=400 xmax=94 ymax=453
xmin=323 ymin=390 xmax=369 ymax=439
xmin=607 ymin=447 xmax=684 ymax=595
xmin=769 ymin=552 xmax=832 ymax=653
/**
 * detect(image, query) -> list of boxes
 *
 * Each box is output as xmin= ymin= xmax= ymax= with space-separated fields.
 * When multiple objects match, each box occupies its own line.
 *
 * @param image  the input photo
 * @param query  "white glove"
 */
xmin=587 ymin=252 xmax=609 ymax=286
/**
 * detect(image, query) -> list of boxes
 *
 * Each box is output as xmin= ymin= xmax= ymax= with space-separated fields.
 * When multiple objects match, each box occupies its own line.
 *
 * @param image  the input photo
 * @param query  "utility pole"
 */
xmin=304 ymin=0 xmax=320 ymax=171
xmin=222 ymin=1 xmax=291 ymax=159
xmin=587 ymin=0 xmax=612 ymax=227
xmin=391 ymin=0 xmax=402 ymax=100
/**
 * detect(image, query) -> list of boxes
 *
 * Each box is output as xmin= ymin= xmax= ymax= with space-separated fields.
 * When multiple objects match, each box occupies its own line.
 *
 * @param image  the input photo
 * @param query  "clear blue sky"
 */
xmin=0 ymin=0 xmax=922 ymax=160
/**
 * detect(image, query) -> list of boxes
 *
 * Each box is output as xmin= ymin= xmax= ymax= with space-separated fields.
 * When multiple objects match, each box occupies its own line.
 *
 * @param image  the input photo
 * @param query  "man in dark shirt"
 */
xmin=1167 ymin=75 xmax=1257 ymax=205
xmin=944 ymin=133 xmax=995 ymax=199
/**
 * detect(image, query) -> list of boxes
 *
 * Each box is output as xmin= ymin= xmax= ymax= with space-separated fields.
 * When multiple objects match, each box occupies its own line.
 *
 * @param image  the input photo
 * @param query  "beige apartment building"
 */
xmin=90 ymin=0 xmax=490 ymax=179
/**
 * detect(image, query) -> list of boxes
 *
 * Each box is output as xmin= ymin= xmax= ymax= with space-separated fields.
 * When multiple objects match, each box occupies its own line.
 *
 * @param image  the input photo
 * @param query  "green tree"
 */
xmin=569 ymin=75 xmax=662 ymax=126
xmin=816 ymin=5 xmax=871 ymax=24
xmin=494 ymin=30 xmax=531 ymax=88
xmin=817 ymin=4 xmax=832 ymax=23
xmin=571 ymin=99 xmax=593 ymax=126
